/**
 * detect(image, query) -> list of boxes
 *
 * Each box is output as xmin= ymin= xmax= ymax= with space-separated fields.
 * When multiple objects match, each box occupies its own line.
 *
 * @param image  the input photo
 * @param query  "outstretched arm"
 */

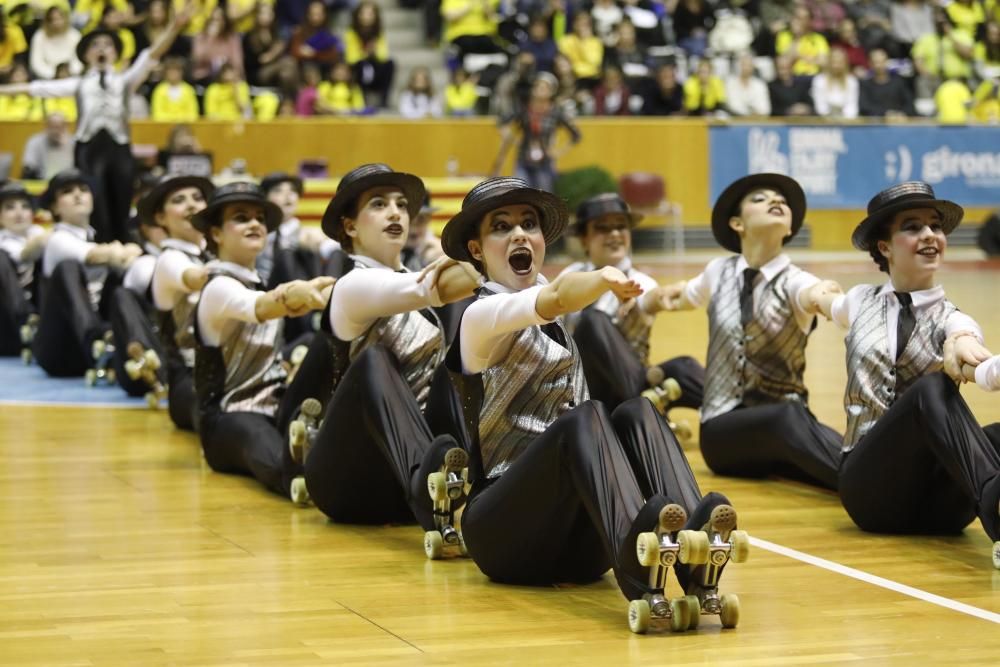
xmin=535 ymin=266 xmax=642 ymax=320
xmin=148 ymin=1 xmax=196 ymax=61
xmin=799 ymin=279 xmax=844 ymax=320
xmin=417 ymin=255 xmax=480 ymax=304
xmin=645 ymin=280 xmax=696 ymax=313
xmin=255 ymin=276 xmax=336 ymax=322
xmin=943 ymin=331 xmax=992 ymax=384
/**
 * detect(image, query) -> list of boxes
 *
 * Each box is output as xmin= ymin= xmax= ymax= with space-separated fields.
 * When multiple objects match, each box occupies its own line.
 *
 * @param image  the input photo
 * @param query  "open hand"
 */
xmin=943 ymin=333 xmax=992 ymax=383
xmin=600 ymin=266 xmax=643 ymax=301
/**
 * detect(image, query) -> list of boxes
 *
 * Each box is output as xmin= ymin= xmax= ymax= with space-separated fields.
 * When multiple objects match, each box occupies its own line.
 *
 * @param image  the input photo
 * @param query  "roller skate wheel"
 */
xmin=91 ymin=340 xmax=106 ymax=360
xmin=659 ymin=503 xmax=688 ymax=533
xmin=444 ymin=447 xmax=469 ymax=471
xmin=126 ymin=341 xmax=144 ymax=360
xmin=459 ymin=535 xmax=469 ymax=557
xmin=301 ymin=397 xmax=322 ymax=420
xmin=145 ymin=392 xmax=159 ymax=410
xmin=125 ymin=359 xmax=142 ymax=380
xmin=19 ymin=324 xmax=34 ymax=344
xmin=20 ymin=349 xmax=31 ymax=365
xmin=684 ymin=595 xmax=701 ymax=630
xmin=730 ymin=530 xmax=750 ymax=563
xmin=290 ymin=477 xmax=311 ymax=506
xmin=636 ymin=531 xmax=661 ymax=567
xmin=669 ymin=597 xmax=689 ymax=632
xmin=627 ymin=599 xmax=650 ymax=634
xmin=427 ymin=472 xmax=448 ymax=502
xmin=144 ymin=350 xmax=161 ymax=371
xmin=424 ymin=530 xmax=443 ymax=560
xmin=289 ymin=421 xmax=307 ymax=464
xmin=640 ymin=388 xmax=666 ymax=414
xmin=645 ymin=366 xmax=665 ymax=387
xmin=84 ymin=369 xmax=97 ymax=386
xmin=672 ymin=421 xmax=693 ymax=442
xmin=678 ymin=530 xmax=710 ymax=565
xmin=290 ymin=344 xmax=308 ymax=365
xmin=106 ymin=369 xmax=117 ymax=385
xmin=719 ymin=593 xmax=740 ymax=629
xmin=992 ymin=541 xmax=1000 ymax=570
xmin=662 ymin=378 xmax=682 ymax=402
xmin=710 ymin=505 xmax=738 ymax=534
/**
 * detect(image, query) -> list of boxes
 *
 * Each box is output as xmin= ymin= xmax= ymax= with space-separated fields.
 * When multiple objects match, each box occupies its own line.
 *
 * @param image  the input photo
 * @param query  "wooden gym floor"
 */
xmin=1 ymin=251 xmax=999 ymax=666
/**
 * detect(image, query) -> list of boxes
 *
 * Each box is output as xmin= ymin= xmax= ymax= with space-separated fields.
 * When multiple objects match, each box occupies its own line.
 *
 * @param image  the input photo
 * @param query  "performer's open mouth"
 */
xmin=508 ymin=247 xmax=533 ymax=274
xmin=917 ymin=246 xmax=939 ymax=257
xmin=384 ymin=223 xmax=404 ymax=237
xmin=768 ymin=205 xmax=785 ymax=216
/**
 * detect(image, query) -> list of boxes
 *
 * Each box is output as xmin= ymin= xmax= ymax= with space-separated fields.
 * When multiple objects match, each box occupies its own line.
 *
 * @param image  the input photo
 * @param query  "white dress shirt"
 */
xmin=152 ymin=239 xmax=203 ymax=311
xmin=974 ymin=355 xmax=1000 ymax=391
xmin=122 ymin=243 xmax=161 ymax=295
xmin=197 ymin=261 xmax=263 ymax=347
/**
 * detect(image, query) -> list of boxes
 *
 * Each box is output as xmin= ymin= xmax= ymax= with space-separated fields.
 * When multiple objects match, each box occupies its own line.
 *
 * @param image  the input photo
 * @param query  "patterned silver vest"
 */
xmin=479 ymin=311 xmax=589 ymax=479
xmin=156 ymin=244 xmax=204 ymax=369
xmin=199 ymin=268 xmax=287 ymax=418
xmin=702 ymin=256 xmax=812 ymax=422
xmin=842 ymin=287 xmax=955 ymax=451
xmin=347 ymin=259 xmax=445 ymax=409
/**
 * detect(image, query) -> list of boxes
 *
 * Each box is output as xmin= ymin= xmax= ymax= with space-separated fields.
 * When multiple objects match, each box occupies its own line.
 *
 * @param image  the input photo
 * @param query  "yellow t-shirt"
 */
xmin=203 ymin=80 xmax=250 ymax=120
xmin=151 ymin=81 xmax=200 ymax=122
xmin=43 ymin=96 xmax=77 ymax=121
xmin=558 ymin=34 xmax=604 ymax=79
xmin=316 ymin=81 xmax=365 ymax=113
xmin=445 ymin=81 xmax=478 ymax=113
xmin=344 ymin=30 xmax=389 ymax=64
xmin=228 ymin=0 xmax=273 ymax=33
xmin=0 ymin=93 xmax=42 ymax=120
xmin=0 ymin=23 xmax=27 ymax=69
xmin=972 ymin=79 xmax=1000 ymax=122
xmin=683 ymin=76 xmax=726 ymax=113
xmin=775 ymin=30 xmax=830 ymax=76
xmin=935 ymin=80 xmax=971 ymax=123
xmin=174 ymin=0 xmax=219 ymax=36
xmin=115 ymin=27 xmax=135 ymax=67
xmin=912 ymin=32 xmax=975 ymax=79
xmin=75 ymin=0 xmax=129 ymax=34
xmin=946 ymin=1 xmax=985 ymax=41
xmin=441 ymin=0 xmax=499 ymax=44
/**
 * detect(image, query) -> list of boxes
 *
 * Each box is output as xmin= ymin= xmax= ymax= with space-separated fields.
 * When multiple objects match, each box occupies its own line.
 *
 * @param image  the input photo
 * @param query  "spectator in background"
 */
xmin=768 ymin=53 xmax=814 ymax=116
xmin=552 ymin=53 xmax=582 ymax=114
xmin=591 ymin=0 xmax=624 ymax=44
xmin=946 ymin=0 xmax=986 ymax=42
xmin=21 ymin=112 xmax=75 ymax=180
xmin=29 ymin=6 xmax=81 ymax=79
xmin=935 ymin=76 xmax=972 ymax=123
xmin=0 ymin=62 xmax=41 ymax=120
xmin=98 ymin=6 xmax=137 ymax=68
xmin=672 ymin=0 xmax=716 ymax=57
xmin=136 ymin=1 xmax=191 ymax=60
xmin=445 ymin=66 xmax=479 ymax=115
xmin=971 ymin=77 xmax=1000 ymax=122
xmin=441 ymin=0 xmax=503 ymax=64
xmin=849 ymin=0 xmax=897 ymax=55
xmin=398 ymin=65 xmax=443 ymax=118
xmin=912 ymin=8 xmax=975 ymax=100
xmin=226 ymin=0 xmax=265 ymax=33
xmin=203 ymin=62 xmax=252 ymax=120
xmin=860 ymin=47 xmax=915 ymax=118
xmin=559 ymin=12 xmax=604 ymax=86
xmin=151 ymin=57 xmax=199 ymax=122
xmin=191 ymin=6 xmax=243 ymax=85
xmin=811 ymin=46 xmax=859 ymax=118
xmin=802 ymin=0 xmax=846 ymax=38
xmin=0 ymin=8 xmax=28 ymax=79
xmin=605 ymin=19 xmax=650 ymax=81
xmin=290 ymin=0 xmax=342 ymax=69
xmin=776 ymin=6 xmax=830 ymax=75
xmin=492 ymin=51 xmax=537 ymax=117
xmin=684 ymin=58 xmax=726 ymax=115
xmin=519 ymin=15 xmax=557 ymax=73
xmin=345 ymin=1 xmax=395 ymax=108
xmin=316 ymin=61 xmax=365 ymax=115
xmin=621 ymin=0 xmax=666 ymax=48
xmin=642 ymin=63 xmax=684 ymax=115
xmin=832 ymin=18 xmax=869 ymax=76
xmin=42 ymin=63 xmax=78 ymax=122
xmin=726 ymin=52 xmax=771 ymax=116
xmin=757 ymin=0 xmax=797 ymax=55
xmin=593 ymin=64 xmax=631 ymax=115
xmin=174 ymin=0 xmax=218 ymax=36
xmin=72 ymin=0 xmax=132 ymax=36
xmin=244 ymin=2 xmax=298 ymax=96
xmin=891 ymin=0 xmax=934 ymax=57
xmin=295 ymin=63 xmax=323 ymax=115
xmin=975 ymin=21 xmax=1000 ymax=80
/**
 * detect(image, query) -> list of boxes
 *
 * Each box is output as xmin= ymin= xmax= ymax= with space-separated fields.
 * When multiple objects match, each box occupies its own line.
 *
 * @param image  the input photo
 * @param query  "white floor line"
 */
xmin=0 ymin=399 xmax=147 ymax=409
xmin=750 ymin=536 xmax=1000 ymax=624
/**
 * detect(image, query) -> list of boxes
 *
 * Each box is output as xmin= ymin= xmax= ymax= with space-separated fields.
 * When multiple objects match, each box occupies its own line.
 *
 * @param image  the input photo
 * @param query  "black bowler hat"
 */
xmin=191 ymin=181 xmax=282 ymax=235
xmin=40 ymin=168 xmax=92 ymax=211
xmin=711 ymin=173 xmax=806 ymax=253
xmin=573 ymin=192 xmax=642 ymax=235
xmin=0 ymin=181 xmax=35 ymax=209
xmin=76 ymin=28 xmax=124 ymax=64
xmin=260 ymin=172 xmax=304 ymax=196
xmin=320 ymin=163 xmax=425 ymax=242
xmin=851 ymin=181 xmax=963 ymax=251
xmin=441 ymin=177 xmax=569 ymax=263
xmin=136 ymin=174 xmax=215 ymax=226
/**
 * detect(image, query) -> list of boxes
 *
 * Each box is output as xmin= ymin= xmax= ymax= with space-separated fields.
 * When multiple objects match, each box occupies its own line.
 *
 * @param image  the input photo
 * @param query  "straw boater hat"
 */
xmin=76 ymin=28 xmax=123 ymax=63
xmin=710 ymin=173 xmax=806 ymax=253
xmin=136 ymin=174 xmax=215 ymax=226
xmin=0 ymin=182 xmax=35 ymax=209
xmin=851 ymin=181 xmax=963 ymax=251
xmin=320 ymin=163 xmax=425 ymax=242
xmin=191 ymin=182 xmax=282 ymax=235
xmin=260 ymin=172 xmax=304 ymax=196
xmin=572 ymin=192 xmax=643 ymax=236
xmin=441 ymin=177 xmax=569 ymax=264
xmin=40 ymin=168 xmax=92 ymax=211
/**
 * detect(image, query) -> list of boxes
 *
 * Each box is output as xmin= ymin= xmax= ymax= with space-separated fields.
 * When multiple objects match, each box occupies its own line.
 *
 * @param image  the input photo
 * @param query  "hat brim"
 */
xmin=321 ymin=172 xmax=425 ymax=240
xmin=76 ymin=29 xmax=123 ymax=63
xmin=711 ymin=173 xmax=806 ymax=253
xmin=137 ymin=176 xmax=215 ymax=226
xmin=441 ymin=187 xmax=568 ymax=263
xmin=851 ymin=199 xmax=963 ymax=251
xmin=572 ymin=210 xmax=643 ymax=236
xmin=191 ymin=196 xmax=282 ymax=235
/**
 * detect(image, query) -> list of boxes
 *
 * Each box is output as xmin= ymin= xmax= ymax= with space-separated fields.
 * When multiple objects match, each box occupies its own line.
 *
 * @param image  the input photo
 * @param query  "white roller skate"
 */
xmin=285 ymin=344 xmax=309 ymax=385
xmin=288 ymin=398 xmax=323 ymax=465
xmin=124 ymin=342 xmax=167 ymax=409
xmin=85 ymin=332 xmax=116 ymax=387
xmin=628 ymin=503 xmax=704 ymax=634
xmin=682 ymin=504 xmax=750 ymax=630
xmin=424 ymin=447 xmax=470 ymax=560
xmin=19 ymin=313 xmax=39 ymax=365
xmin=289 ymin=476 xmax=311 ymax=506
xmin=641 ymin=374 xmax=692 ymax=443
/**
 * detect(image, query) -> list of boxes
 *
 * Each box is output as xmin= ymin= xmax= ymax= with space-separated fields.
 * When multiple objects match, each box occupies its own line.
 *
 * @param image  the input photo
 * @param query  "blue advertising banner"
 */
xmin=709 ymin=125 xmax=1000 ymax=209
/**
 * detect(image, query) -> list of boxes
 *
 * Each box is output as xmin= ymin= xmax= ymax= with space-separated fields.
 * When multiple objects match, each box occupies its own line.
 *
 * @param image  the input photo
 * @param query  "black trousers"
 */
xmin=199 ymin=392 xmax=303 ymax=498
xmin=303 ymin=344 xmax=464 ymax=525
xmin=75 ymin=131 xmax=133 ymax=244
xmin=0 ymin=252 xmax=32 ymax=356
xmin=33 ymin=261 xmax=116 ymax=377
xmin=462 ymin=397 xmax=726 ymax=600
xmin=268 ymin=246 xmax=323 ymax=342
xmin=167 ymin=365 xmax=198 ymax=432
xmin=700 ymin=401 xmax=843 ymax=490
xmin=839 ymin=373 xmax=1000 ymax=542
xmin=434 ymin=296 xmax=474 ymax=346
xmin=108 ymin=287 xmax=165 ymax=397
xmin=573 ymin=309 xmax=705 ymax=410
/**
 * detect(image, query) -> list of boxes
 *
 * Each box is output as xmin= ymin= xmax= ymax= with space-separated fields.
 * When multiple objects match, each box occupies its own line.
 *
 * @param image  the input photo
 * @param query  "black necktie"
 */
xmin=98 ymin=70 xmax=106 ymax=90
xmin=740 ymin=268 xmax=760 ymax=327
xmin=894 ymin=291 xmax=915 ymax=361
